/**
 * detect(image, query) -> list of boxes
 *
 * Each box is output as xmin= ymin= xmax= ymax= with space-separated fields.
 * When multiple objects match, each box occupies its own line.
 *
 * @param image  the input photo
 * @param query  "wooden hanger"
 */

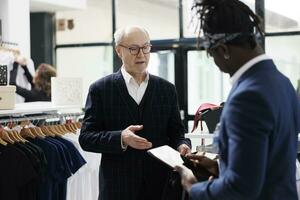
xmin=29 ymin=127 xmax=46 ymax=138
xmin=20 ymin=128 xmax=36 ymax=139
xmin=56 ymin=125 xmax=66 ymax=134
xmin=35 ymin=127 xmax=46 ymax=138
xmin=0 ymin=43 xmax=20 ymax=56
xmin=48 ymin=125 xmax=62 ymax=137
xmin=9 ymin=122 xmax=27 ymax=143
xmin=61 ymin=124 xmax=70 ymax=133
xmin=8 ymin=130 xmax=21 ymax=143
xmin=0 ymin=137 xmax=7 ymax=146
xmin=75 ymin=122 xmax=82 ymax=129
xmin=40 ymin=126 xmax=56 ymax=137
xmin=0 ymin=129 xmax=15 ymax=144
xmin=53 ymin=124 xmax=64 ymax=135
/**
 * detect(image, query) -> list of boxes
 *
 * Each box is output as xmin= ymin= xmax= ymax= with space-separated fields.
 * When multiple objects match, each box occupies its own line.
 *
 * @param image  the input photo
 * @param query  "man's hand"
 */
xmin=174 ymin=165 xmax=197 ymax=193
xmin=121 ymin=125 xmax=152 ymax=150
xmin=186 ymin=153 xmax=219 ymax=176
xmin=177 ymin=144 xmax=191 ymax=156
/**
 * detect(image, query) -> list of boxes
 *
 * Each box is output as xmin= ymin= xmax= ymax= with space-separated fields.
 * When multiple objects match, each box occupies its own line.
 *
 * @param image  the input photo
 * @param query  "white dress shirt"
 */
xmin=121 ymin=66 xmax=149 ymax=105
xmin=230 ymin=54 xmax=271 ymax=86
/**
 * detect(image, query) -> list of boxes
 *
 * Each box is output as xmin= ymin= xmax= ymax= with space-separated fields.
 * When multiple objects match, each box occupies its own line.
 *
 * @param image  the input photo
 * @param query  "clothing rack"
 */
xmin=0 ymin=111 xmax=84 ymax=124
xmin=0 ymin=40 xmax=18 ymax=46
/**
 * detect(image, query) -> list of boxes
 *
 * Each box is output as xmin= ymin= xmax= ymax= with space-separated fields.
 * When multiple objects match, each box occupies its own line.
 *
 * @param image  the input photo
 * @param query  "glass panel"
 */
xmin=56 ymin=0 xmax=112 ymax=44
xmin=187 ymin=51 xmax=230 ymax=115
xmin=116 ymin=0 xmax=179 ymax=40
xmin=56 ymin=46 xmax=113 ymax=106
xmin=265 ymin=0 xmax=300 ymax=32
xmin=265 ymin=36 xmax=300 ymax=91
xmin=148 ymin=51 xmax=175 ymax=84
xmin=183 ymin=0 xmax=255 ymax=38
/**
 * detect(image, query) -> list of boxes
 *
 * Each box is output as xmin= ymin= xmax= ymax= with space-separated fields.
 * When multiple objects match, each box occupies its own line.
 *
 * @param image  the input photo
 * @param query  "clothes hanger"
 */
xmin=20 ymin=127 xmax=36 ymax=139
xmin=0 ymin=137 xmax=7 ymax=146
xmin=40 ymin=125 xmax=56 ymax=137
xmin=19 ymin=120 xmax=35 ymax=139
xmin=75 ymin=122 xmax=82 ymax=129
xmin=32 ymin=119 xmax=47 ymax=138
xmin=57 ymin=124 xmax=66 ymax=134
xmin=9 ymin=121 xmax=27 ymax=143
xmin=52 ymin=120 xmax=64 ymax=135
xmin=61 ymin=120 xmax=72 ymax=133
xmin=9 ymin=130 xmax=22 ymax=142
xmin=0 ymin=128 xmax=15 ymax=144
xmin=65 ymin=119 xmax=76 ymax=133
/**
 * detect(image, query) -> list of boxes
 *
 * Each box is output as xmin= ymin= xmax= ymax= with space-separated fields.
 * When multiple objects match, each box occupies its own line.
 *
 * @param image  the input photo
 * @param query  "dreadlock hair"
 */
xmin=192 ymin=0 xmax=264 ymax=49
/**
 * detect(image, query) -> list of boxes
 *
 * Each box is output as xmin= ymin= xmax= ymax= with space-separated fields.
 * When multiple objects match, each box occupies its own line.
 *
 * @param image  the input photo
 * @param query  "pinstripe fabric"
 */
xmin=79 ymin=70 xmax=191 ymax=200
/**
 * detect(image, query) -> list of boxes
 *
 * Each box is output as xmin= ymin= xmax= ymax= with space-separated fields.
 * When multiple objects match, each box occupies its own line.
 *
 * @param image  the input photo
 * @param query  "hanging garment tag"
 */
xmin=0 ymin=65 xmax=8 ymax=85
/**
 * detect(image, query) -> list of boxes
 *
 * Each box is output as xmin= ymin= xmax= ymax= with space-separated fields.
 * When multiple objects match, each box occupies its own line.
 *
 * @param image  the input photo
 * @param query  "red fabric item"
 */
xmin=191 ymin=103 xmax=220 ymax=133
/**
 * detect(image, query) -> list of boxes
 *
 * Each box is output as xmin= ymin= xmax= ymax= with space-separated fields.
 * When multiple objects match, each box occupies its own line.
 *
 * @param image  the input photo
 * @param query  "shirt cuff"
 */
xmin=120 ymin=135 xmax=128 ymax=151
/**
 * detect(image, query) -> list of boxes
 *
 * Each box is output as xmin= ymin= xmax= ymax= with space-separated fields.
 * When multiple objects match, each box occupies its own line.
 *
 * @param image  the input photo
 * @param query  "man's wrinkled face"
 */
xmin=116 ymin=29 xmax=151 ymax=75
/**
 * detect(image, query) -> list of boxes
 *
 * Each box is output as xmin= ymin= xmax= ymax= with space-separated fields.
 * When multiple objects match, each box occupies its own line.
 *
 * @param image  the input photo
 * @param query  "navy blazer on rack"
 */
xmin=79 ymin=70 xmax=191 ymax=200
xmin=189 ymin=59 xmax=300 ymax=200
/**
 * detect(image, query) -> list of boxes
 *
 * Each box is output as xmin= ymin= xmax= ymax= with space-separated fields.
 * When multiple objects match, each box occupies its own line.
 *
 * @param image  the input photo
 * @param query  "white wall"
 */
xmin=56 ymin=0 xmax=179 ymax=44
xmin=56 ymin=0 xmax=112 ymax=44
xmin=0 ymin=0 xmax=31 ymax=57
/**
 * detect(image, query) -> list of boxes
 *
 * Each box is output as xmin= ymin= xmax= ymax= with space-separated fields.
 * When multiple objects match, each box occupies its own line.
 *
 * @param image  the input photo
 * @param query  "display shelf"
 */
xmin=185 ymin=132 xmax=214 ymax=139
xmin=0 ymin=102 xmax=82 ymax=116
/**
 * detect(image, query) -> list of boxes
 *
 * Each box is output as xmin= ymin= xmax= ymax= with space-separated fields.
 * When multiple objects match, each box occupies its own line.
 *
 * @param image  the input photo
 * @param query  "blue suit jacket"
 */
xmin=190 ymin=60 xmax=300 ymax=200
xmin=79 ymin=70 xmax=191 ymax=200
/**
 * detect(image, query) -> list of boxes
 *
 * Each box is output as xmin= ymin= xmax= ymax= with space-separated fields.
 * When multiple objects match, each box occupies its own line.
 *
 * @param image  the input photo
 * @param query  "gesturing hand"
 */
xmin=121 ymin=125 xmax=152 ymax=150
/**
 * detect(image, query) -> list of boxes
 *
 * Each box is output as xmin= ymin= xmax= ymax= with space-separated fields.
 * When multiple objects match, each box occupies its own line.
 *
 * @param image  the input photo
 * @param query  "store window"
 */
xmin=265 ymin=36 xmax=300 ymax=90
xmin=148 ymin=51 xmax=175 ymax=84
xmin=265 ymin=0 xmax=300 ymax=32
xmin=56 ymin=46 xmax=113 ymax=105
xmin=116 ymin=0 xmax=179 ymax=40
xmin=182 ymin=0 xmax=255 ymax=38
xmin=187 ymin=51 xmax=230 ymax=115
xmin=56 ymin=0 xmax=112 ymax=44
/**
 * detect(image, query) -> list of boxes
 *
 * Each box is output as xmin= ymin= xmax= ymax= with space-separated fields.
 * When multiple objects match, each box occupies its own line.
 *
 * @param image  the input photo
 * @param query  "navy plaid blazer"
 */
xmin=79 ymin=70 xmax=191 ymax=200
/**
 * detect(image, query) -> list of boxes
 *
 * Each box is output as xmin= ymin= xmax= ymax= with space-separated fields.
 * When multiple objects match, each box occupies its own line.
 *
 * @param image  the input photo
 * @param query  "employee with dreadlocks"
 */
xmin=175 ymin=0 xmax=300 ymax=199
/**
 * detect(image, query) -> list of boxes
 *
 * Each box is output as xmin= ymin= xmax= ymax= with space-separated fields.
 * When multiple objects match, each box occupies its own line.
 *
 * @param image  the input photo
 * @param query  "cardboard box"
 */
xmin=0 ymin=86 xmax=16 ymax=109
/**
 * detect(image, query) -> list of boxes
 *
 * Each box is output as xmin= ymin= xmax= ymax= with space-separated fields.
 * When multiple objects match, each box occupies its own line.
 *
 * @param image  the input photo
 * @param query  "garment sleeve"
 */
xmin=79 ymin=83 xmax=124 ymax=154
xmin=167 ymin=85 xmax=191 ymax=149
xmin=15 ymin=86 xmax=36 ymax=101
xmin=189 ymin=90 xmax=273 ymax=200
xmin=9 ymin=62 xmax=18 ymax=85
xmin=21 ymin=64 xmax=34 ymax=88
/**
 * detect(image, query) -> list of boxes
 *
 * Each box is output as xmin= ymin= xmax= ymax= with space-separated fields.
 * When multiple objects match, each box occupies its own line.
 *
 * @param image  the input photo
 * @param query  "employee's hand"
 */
xmin=15 ymin=55 xmax=27 ymax=66
xmin=121 ymin=125 xmax=152 ymax=150
xmin=174 ymin=165 xmax=197 ymax=193
xmin=177 ymin=144 xmax=191 ymax=156
xmin=186 ymin=153 xmax=219 ymax=176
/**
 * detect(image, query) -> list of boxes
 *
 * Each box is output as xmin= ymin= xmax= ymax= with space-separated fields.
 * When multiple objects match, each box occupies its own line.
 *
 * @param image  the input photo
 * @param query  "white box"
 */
xmin=0 ymin=86 xmax=16 ymax=109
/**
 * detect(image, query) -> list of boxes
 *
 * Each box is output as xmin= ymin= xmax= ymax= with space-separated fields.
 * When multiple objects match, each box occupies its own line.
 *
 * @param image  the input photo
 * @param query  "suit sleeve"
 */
xmin=167 ymin=85 xmax=191 ymax=149
xmin=79 ymin=83 xmax=124 ymax=154
xmin=190 ymin=90 xmax=274 ymax=200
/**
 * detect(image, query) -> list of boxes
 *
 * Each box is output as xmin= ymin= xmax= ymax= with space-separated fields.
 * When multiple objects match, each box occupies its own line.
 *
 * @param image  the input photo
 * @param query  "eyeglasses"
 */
xmin=119 ymin=44 xmax=152 ymax=55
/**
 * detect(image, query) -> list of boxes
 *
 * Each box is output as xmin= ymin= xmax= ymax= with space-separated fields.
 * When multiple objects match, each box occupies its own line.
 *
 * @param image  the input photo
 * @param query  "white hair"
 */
xmin=113 ymin=26 xmax=150 ymax=46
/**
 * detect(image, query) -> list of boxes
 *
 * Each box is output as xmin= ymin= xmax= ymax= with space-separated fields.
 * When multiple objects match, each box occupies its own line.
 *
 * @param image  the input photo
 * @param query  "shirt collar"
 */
xmin=121 ymin=66 xmax=149 ymax=84
xmin=230 ymin=54 xmax=271 ymax=85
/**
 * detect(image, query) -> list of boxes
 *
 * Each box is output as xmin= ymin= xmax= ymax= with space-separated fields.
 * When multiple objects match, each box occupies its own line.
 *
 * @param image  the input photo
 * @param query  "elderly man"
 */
xmin=79 ymin=26 xmax=191 ymax=200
